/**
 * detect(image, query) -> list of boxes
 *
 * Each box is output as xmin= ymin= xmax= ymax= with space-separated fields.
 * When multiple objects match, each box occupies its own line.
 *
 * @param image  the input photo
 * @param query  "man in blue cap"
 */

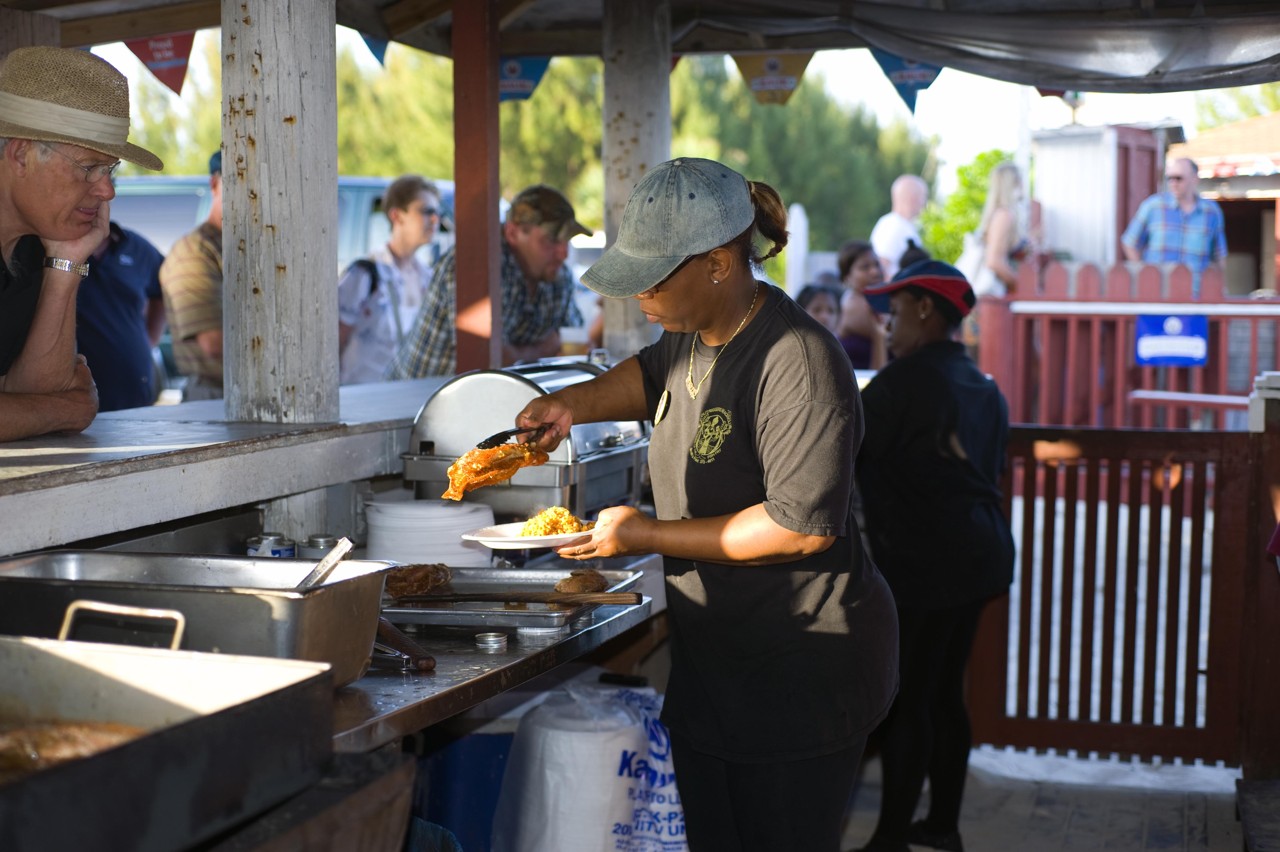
xmin=160 ymin=150 xmax=224 ymax=400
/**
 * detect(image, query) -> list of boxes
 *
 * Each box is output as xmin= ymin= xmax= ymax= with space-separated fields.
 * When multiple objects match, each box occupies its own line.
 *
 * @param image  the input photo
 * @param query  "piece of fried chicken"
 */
xmin=441 ymin=442 xmax=549 ymax=500
xmin=554 ymin=569 xmax=609 ymax=594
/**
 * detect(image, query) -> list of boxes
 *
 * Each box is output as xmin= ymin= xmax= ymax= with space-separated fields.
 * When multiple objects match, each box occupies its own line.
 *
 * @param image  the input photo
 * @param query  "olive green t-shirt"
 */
xmin=636 ymin=284 xmax=898 ymax=762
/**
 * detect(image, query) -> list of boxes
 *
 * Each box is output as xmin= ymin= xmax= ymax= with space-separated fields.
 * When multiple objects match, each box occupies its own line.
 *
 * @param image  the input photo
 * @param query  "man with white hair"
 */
xmin=0 ymin=46 xmax=163 ymax=441
xmin=1122 ymin=156 xmax=1226 ymax=295
xmin=871 ymin=174 xmax=929 ymax=279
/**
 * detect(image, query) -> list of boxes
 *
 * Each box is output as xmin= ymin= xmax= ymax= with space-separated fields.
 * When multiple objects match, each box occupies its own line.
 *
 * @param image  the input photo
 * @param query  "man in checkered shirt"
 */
xmin=1121 ymin=157 xmax=1227 ymax=295
xmin=387 ymin=185 xmax=588 ymax=378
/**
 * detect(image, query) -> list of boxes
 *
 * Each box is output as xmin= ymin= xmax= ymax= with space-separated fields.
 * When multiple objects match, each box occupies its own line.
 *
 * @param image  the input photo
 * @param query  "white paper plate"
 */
xmin=461 ymin=522 xmax=593 ymax=550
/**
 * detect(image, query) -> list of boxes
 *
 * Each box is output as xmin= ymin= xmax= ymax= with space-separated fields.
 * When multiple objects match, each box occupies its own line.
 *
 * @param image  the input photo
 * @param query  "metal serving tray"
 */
xmin=380 ymin=566 xmax=641 ymax=628
xmin=0 ymin=551 xmax=394 ymax=687
xmin=0 ymin=635 xmax=332 ymax=852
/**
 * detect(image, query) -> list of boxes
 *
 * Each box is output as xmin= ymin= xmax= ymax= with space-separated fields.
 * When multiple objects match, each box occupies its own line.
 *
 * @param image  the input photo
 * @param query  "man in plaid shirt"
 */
xmin=387 ymin=185 xmax=589 ymax=378
xmin=1122 ymin=157 xmax=1227 ymax=295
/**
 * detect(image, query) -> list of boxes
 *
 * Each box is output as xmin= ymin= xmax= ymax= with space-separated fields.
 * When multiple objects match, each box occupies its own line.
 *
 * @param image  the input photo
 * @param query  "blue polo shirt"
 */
xmin=76 ymin=223 xmax=165 ymax=411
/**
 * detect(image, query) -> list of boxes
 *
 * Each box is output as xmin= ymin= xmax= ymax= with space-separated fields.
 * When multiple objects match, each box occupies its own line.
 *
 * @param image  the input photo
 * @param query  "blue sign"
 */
xmin=1134 ymin=315 xmax=1208 ymax=366
xmin=499 ymin=57 xmax=551 ymax=101
xmin=870 ymin=49 xmax=942 ymax=113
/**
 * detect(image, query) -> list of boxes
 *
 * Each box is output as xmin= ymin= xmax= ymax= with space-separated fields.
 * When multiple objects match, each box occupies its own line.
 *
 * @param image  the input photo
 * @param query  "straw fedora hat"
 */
xmin=0 ymin=46 xmax=162 ymax=171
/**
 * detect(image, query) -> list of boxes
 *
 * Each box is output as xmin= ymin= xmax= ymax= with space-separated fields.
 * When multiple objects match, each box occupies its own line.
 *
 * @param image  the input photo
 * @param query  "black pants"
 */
xmin=867 ymin=599 xmax=985 ymax=845
xmin=671 ymin=731 xmax=866 ymax=852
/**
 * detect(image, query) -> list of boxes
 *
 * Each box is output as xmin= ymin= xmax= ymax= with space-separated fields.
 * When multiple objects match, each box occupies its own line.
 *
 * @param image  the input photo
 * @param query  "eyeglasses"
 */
xmin=414 ymin=205 xmax=440 ymax=218
xmin=40 ymin=143 xmax=120 ymax=184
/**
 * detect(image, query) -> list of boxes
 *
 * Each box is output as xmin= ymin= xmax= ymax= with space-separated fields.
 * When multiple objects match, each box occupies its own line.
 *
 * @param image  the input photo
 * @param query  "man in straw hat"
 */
xmin=0 ymin=46 xmax=163 ymax=441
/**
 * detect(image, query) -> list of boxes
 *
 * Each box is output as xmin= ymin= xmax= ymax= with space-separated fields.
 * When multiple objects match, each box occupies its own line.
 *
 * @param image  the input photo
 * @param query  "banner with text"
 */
xmin=126 ymin=32 xmax=195 ymax=96
xmin=870 ymin=49 xmax=941 ymax=113
xmin=732 ymin=53 xmax=813 ymax=105
xmin=499 ymin=57 xmax=552 ymax=101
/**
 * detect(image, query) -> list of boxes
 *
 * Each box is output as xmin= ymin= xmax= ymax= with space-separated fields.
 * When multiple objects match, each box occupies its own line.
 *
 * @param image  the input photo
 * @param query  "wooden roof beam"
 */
xmin=382 ymin=0 xmax=450 ymax=39
xmin=60 ymin=0 xmax=219 ymax=48
xmin=498 ymin=0 xmax=537 ymax=30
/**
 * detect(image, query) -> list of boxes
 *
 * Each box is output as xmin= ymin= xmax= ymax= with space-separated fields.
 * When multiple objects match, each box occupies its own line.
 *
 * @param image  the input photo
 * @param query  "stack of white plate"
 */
xmin=365 ymin=494 xmax=495 ymax=566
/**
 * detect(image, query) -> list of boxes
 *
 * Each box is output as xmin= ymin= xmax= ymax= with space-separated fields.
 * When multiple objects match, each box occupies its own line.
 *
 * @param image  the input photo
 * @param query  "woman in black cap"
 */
xmin=854 ymin=259 xmax=1015 ymax=852
xmin=513 ymin=157 xmax=898 ymax=852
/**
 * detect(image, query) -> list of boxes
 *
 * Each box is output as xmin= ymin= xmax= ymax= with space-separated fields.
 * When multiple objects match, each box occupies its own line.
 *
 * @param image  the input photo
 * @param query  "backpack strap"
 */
xmin=349 ymin=258 xmax=379 ymax=295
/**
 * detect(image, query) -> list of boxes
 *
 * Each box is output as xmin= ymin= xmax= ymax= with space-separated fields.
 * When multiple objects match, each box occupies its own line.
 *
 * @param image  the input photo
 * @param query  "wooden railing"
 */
xmin=975 ymin=262 xmax=1280 ymax=429
xmin=967 ymin=425 xmax=1280 ymax=773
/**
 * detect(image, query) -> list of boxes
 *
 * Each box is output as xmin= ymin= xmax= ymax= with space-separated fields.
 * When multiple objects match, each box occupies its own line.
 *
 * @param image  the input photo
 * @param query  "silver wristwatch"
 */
xmin=44 ymin=257 xmax=91 ymax=277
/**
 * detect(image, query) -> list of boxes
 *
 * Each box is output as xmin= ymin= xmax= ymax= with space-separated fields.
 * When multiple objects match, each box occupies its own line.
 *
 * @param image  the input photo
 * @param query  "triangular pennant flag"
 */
xmin=125 ymin=32 xmax=195 ymax=96
xmin=1037 ymin=87 xmax=1083 ymax=109
xmin=361 ymin=34 xmax=389 ymax=66
xmin=732 ymin=53 xmax=813 ymax=105
xmin=498 ymin=56 xmax=551 ymax=101
xmin=869 ymin=49 xmax=941 ymax=113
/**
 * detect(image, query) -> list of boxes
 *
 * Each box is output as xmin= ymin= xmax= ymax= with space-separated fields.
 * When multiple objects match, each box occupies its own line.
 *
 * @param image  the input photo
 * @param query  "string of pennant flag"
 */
xmin=126 ymin=31 xmax=1082 ymax=113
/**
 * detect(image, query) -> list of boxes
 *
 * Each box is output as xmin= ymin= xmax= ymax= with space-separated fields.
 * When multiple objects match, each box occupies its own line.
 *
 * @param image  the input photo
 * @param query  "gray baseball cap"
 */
xmin=582 ymin=157 xmax=755 ymax=298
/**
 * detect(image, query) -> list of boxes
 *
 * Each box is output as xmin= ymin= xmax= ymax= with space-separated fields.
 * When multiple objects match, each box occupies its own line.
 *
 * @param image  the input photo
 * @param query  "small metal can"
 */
xmin=475 ymin=632 xmax=508 ymax=651
xmin=247 ymin=532 xmax=296 ymax=558
xmin=298 ymin=534 xmax=339 ymax=559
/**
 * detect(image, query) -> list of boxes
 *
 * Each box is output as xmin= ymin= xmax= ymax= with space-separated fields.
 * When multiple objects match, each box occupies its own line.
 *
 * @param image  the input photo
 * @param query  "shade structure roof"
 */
xmin=20 ymin=0 xmax=1280 ymax=93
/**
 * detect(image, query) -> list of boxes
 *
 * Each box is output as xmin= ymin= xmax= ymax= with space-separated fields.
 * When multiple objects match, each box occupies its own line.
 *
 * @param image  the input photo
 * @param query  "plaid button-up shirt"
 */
xmin=1121 ymin=192 xmax=1227 ymax=273
xmin=387 ymin=236 xmax=583 ymax=378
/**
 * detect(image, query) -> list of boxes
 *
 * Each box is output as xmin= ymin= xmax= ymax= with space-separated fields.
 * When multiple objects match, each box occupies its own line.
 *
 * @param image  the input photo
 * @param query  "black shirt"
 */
xmin=637 ymin=285 xmax=898 ymax=762
xmin=0 ymin=234 xmax=46 ymax=375
xmin=857 ymin=339 xmax=1015 ymax=609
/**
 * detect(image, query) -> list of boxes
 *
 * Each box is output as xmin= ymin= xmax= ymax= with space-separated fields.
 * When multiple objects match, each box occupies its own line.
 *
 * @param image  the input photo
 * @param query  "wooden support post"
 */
xmin=221 ymin=0 xmax=339 ymax=541
xmin=221 ymin=0 xmax=339 ymax=423
xmin=600 ymin=0 xmax=671 ymax=360
xmin=0 ymin=8 xmax=59 ymax=58
xmin=452 ymin=0 xmax=502 ymax=373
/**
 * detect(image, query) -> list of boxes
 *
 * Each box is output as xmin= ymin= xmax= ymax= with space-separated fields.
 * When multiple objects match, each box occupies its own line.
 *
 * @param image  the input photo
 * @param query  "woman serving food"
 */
xmin=511 ymin=157 xmax=898 ymax=852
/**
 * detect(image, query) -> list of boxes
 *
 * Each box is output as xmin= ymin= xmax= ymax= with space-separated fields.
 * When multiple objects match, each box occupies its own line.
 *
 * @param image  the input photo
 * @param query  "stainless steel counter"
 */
xmin=0 ymin=379 xmax=444 ymax=555
xmin=332 ymin=593 xmax=655 ymax=752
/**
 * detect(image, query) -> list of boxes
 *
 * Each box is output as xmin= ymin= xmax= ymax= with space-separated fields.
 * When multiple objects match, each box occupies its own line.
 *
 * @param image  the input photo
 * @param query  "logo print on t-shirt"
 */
xmin=689 ymin=407 xmax=732 ymax=464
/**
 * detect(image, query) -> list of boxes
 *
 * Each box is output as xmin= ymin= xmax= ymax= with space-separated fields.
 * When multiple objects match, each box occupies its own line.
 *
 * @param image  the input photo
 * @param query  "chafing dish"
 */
xmin=0 ymin=551 xmax=393 ymax=687
xmin=401 ymin=362 xmax=648 ymax=520
xmin=0 ymin=635 xmax=331 ymax=852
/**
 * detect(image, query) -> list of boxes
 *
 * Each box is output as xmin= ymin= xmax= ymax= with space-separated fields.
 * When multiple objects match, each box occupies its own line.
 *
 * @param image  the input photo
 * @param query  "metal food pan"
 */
xmin=0 ymin=635 xmax=332 ymax=852
xmin=0 ymin=551 xmax=394 ymax=687
xmin=381 ymin=566 xmax=641 ymax=628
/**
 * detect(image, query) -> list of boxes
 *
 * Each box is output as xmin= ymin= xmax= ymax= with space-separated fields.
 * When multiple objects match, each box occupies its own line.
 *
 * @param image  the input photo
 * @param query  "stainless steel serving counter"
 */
xmin=333 ymin=567 xmax=659 ymax=752
xmin=0 ymin=379 xmax=444 ymax=556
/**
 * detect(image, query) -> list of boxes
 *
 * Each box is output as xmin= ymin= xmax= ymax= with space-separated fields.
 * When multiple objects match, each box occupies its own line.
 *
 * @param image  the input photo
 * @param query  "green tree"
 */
xmin=122 ymin=33 xmax=222 ymax=176
xmin=113 ymin=31 xmax=937 ymax=263
xmin=499 ymin=57 xmax=605 ymax=228
xmin=1195 ymin=83 xmax=1280 ymax=129
xmin=335 ymin=44 xmax=454 ymax=178
xmin=669 ymin=56 xmax=936 ymax=256
xmin=918 ymin=149 xmax=1011 ymax=264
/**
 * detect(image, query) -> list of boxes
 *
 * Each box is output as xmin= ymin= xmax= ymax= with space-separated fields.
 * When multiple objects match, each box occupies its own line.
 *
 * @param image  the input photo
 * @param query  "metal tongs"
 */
xmin=476 ymin=424 xmax=546 ymax=449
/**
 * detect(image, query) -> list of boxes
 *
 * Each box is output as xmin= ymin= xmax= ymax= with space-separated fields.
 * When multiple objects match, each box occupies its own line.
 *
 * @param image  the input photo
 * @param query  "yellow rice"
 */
xmin=520 ymin=506 xmax=595 ymax=537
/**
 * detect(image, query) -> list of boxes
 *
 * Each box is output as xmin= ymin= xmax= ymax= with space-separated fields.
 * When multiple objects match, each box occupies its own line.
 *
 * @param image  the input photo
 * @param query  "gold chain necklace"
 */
xmin=685 ymin=282 xmax=760 ymax=400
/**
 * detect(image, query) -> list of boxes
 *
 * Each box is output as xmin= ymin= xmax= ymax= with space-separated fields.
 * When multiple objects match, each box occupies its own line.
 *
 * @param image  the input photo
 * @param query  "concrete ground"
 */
xmin=841 ymin=747 xmax=1242 ymax=851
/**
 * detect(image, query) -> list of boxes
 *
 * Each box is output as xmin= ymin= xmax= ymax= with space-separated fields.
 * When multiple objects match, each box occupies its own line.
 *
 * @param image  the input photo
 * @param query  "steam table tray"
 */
xmin=380 ymin=566 xmax=641 ymax=629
